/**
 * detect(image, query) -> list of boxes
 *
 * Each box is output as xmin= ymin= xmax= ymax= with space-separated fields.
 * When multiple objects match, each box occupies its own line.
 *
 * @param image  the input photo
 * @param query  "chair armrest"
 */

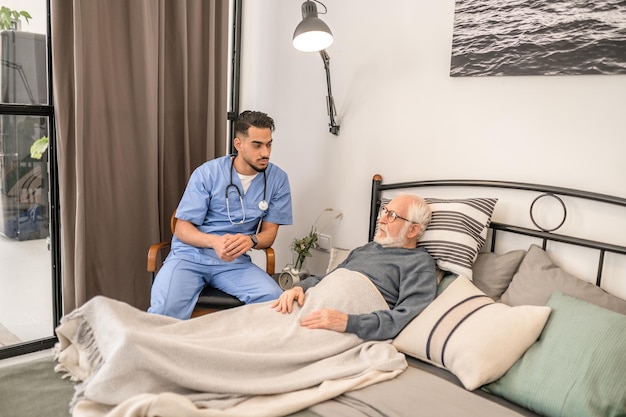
xmin=147 ymin=241 xmax=170 ymax=273
xmin=263 ymin=247 xmax=275 ymax=275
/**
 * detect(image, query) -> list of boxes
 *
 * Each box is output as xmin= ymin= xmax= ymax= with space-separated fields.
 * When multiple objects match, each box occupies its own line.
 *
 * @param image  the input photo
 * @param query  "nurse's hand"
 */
xmin=215 ymin=234 xmax=253 ymax=261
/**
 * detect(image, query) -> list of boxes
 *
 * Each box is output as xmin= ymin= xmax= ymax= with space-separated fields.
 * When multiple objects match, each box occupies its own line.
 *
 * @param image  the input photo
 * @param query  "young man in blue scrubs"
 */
xmin=149 ymin=111 xmax=293 ymax=319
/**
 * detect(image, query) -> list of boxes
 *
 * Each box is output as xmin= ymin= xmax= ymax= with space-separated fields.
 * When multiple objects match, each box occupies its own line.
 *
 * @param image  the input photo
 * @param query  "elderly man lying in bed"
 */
xmin=54 ymin=193 xmax=436 ymax=417
xmin=273 ymin=192 xmax=436 ymax=341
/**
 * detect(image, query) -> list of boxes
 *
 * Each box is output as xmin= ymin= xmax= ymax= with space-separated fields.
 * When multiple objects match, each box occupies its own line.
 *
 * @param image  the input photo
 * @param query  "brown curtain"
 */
xmin=50 ymin=0 xmax=228 ymax=313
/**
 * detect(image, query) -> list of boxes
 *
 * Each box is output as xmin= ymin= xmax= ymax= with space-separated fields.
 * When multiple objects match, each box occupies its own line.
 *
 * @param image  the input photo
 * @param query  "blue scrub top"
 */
xmin=169 ymin=155 xmax=293 ymax=265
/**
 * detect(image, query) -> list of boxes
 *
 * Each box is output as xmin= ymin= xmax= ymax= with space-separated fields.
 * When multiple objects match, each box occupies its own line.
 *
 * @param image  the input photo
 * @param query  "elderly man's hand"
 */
xmin=300 ymin=309 xmax=348 ymax=333
xmin=271 ymin=286 xmax=305 ymax=313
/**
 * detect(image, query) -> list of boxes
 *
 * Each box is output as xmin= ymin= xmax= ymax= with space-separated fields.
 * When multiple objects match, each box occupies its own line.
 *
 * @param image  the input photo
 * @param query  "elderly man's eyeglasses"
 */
xmin=380 ymin=206 xmax=412 ymax=223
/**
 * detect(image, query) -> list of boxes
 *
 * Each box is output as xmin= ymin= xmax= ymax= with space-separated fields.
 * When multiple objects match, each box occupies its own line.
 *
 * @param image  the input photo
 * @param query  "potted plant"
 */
xmin=0 ymin=6 xmax=31 ymax=31
xmin=290 ymin=208 xmax=343 ymax=271
xmin=291 ymin=228 xmax=318 ymax=271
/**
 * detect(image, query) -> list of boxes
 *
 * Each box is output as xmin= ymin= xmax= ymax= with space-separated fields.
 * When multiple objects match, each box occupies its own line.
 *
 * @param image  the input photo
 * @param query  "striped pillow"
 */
xmin=393 ymin=276 xmax=550 ymax=391
xmin=421 ymin=197 xmax=497 ymax=278
xmin=379 ymin=197 xmax=497 ymax=278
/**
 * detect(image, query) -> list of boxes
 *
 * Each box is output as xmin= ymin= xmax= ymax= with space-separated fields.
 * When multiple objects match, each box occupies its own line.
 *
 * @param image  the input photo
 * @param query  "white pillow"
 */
xmin=325 ymin=247 xmax=351 ymax=274
xmin=393 ymin=276 xmax=551 ymax=391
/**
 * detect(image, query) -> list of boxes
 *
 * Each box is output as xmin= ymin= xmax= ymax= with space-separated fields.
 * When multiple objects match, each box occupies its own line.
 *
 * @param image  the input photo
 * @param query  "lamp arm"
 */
xmin=319 ymin=50 xmax=340 ymax=135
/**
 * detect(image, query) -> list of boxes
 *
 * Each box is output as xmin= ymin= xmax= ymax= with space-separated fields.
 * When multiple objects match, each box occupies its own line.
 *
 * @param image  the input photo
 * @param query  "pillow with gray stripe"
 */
xmin=393 ymin=276 xmax=550 ymax=390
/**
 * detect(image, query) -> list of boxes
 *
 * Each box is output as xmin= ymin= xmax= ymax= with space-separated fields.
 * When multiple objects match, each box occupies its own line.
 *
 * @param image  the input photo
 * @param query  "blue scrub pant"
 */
xmin=148 ymin=258 xmax=283 ymax=319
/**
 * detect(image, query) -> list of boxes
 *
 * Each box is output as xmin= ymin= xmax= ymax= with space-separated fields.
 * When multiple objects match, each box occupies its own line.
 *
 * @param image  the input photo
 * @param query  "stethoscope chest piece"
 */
xmin=258 ymin=200 xmax=269 ymax=210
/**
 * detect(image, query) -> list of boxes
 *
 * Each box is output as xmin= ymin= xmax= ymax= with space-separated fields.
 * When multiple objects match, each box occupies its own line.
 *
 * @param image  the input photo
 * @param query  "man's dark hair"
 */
xmin=234 ymin=110 xmax=275 ymax=137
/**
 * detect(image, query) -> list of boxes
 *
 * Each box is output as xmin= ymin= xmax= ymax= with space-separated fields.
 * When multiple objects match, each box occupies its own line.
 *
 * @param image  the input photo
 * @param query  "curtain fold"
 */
xmin=51 ymin=0 xmax=228 ymax=313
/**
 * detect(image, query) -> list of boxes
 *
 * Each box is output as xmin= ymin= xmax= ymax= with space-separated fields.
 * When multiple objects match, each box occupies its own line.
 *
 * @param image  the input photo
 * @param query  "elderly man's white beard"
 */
xmin=374 ymin=222 xmax=411 ymax=247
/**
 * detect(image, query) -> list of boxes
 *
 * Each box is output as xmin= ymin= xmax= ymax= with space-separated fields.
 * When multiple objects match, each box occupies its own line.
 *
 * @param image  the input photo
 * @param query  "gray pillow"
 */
xmin=472 ymin=250 xmax=526 ymax=301
xmin=501 ymin=245 xmax=626 ymax=315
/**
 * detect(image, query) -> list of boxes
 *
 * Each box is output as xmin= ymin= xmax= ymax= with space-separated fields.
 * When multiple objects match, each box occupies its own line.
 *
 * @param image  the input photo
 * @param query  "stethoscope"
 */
xmin=226 ymin=156 xmax=268 ymax=225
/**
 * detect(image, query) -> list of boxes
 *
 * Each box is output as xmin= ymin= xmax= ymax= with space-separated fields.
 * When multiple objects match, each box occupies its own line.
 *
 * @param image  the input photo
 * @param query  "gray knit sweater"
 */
xmin=296 ymin=241 xmax=436 ymax=341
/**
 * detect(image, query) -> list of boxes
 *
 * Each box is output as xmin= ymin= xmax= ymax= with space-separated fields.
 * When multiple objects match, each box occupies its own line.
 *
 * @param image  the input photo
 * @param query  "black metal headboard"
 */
xmin=368 ymin=175 xmax=626 ymax=287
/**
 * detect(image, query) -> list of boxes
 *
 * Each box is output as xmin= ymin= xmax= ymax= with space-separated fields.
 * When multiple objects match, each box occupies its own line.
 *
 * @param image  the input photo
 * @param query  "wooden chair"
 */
xmin=147 ymin=212 xmax=275 ymax=317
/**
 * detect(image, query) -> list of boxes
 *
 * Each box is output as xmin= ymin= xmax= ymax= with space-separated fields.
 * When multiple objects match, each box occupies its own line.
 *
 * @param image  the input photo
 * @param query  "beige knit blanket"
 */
xmin=54 ymin=268 xmax=407 ymax=417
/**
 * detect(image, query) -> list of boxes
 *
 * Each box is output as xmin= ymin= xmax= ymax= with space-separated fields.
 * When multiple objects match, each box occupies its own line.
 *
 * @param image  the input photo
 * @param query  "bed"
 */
xmin=49 ymin=174 xmax=626 ymax=417
xmin=304 ymin=175 xmax=626 ymax=417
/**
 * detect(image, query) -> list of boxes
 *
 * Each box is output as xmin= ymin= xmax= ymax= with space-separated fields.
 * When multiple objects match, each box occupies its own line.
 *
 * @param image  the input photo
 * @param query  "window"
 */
xmin=0 ymin=0 xmax=59 ymax=359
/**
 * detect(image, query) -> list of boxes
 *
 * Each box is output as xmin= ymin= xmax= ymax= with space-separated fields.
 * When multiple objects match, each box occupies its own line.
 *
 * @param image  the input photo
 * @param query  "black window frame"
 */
xmin=0 ymin=0 xmax=61 ymax=360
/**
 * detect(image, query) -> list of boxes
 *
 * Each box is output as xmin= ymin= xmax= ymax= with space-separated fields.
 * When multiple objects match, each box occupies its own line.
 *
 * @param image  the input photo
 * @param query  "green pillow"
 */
xmin=436 ymin=273 xmax=457 ymax=295
xmin=484 ymin=292 xmax=626 ymax=417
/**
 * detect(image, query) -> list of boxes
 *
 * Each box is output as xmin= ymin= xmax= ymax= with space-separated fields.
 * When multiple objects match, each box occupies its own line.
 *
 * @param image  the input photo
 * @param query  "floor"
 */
xmin=0 ymin=234 xmax=53 ymax=352
xmin=0 ymin=348 xmax=53 ymax=368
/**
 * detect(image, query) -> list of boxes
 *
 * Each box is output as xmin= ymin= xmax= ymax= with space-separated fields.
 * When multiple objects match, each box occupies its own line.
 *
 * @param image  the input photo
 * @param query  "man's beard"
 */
xmin=241 ymin=155 xmax=269 ymax=172
xmin=374 ymin=222 xmax=410 ymax=247
xmin=251 ymin=162 xmax=268 ymax=172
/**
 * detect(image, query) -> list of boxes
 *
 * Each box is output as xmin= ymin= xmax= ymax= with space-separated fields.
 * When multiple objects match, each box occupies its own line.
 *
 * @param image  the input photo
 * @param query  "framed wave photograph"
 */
xmin=450 ymin=0 xmax=626 ymax=76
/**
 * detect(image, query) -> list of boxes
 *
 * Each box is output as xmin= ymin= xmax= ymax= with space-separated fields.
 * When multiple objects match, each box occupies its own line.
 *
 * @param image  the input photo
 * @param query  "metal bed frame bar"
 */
xmin=369 ymin=175 xmax=626 ymax=287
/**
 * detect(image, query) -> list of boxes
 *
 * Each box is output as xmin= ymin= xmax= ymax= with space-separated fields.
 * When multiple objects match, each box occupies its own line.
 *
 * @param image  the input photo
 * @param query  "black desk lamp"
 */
xmin=293 ymin=1 xmax=340 ymax=136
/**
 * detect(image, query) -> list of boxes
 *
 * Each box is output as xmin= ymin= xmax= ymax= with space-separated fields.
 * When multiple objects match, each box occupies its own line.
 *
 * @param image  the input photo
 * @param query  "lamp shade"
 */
xmin=292 ymin=1 xmax=334 ymax=52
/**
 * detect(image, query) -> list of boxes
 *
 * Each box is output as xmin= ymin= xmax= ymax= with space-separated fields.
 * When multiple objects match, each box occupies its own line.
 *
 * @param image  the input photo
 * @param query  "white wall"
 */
xmin=238 ymin=1 xmax=626 ymax=286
